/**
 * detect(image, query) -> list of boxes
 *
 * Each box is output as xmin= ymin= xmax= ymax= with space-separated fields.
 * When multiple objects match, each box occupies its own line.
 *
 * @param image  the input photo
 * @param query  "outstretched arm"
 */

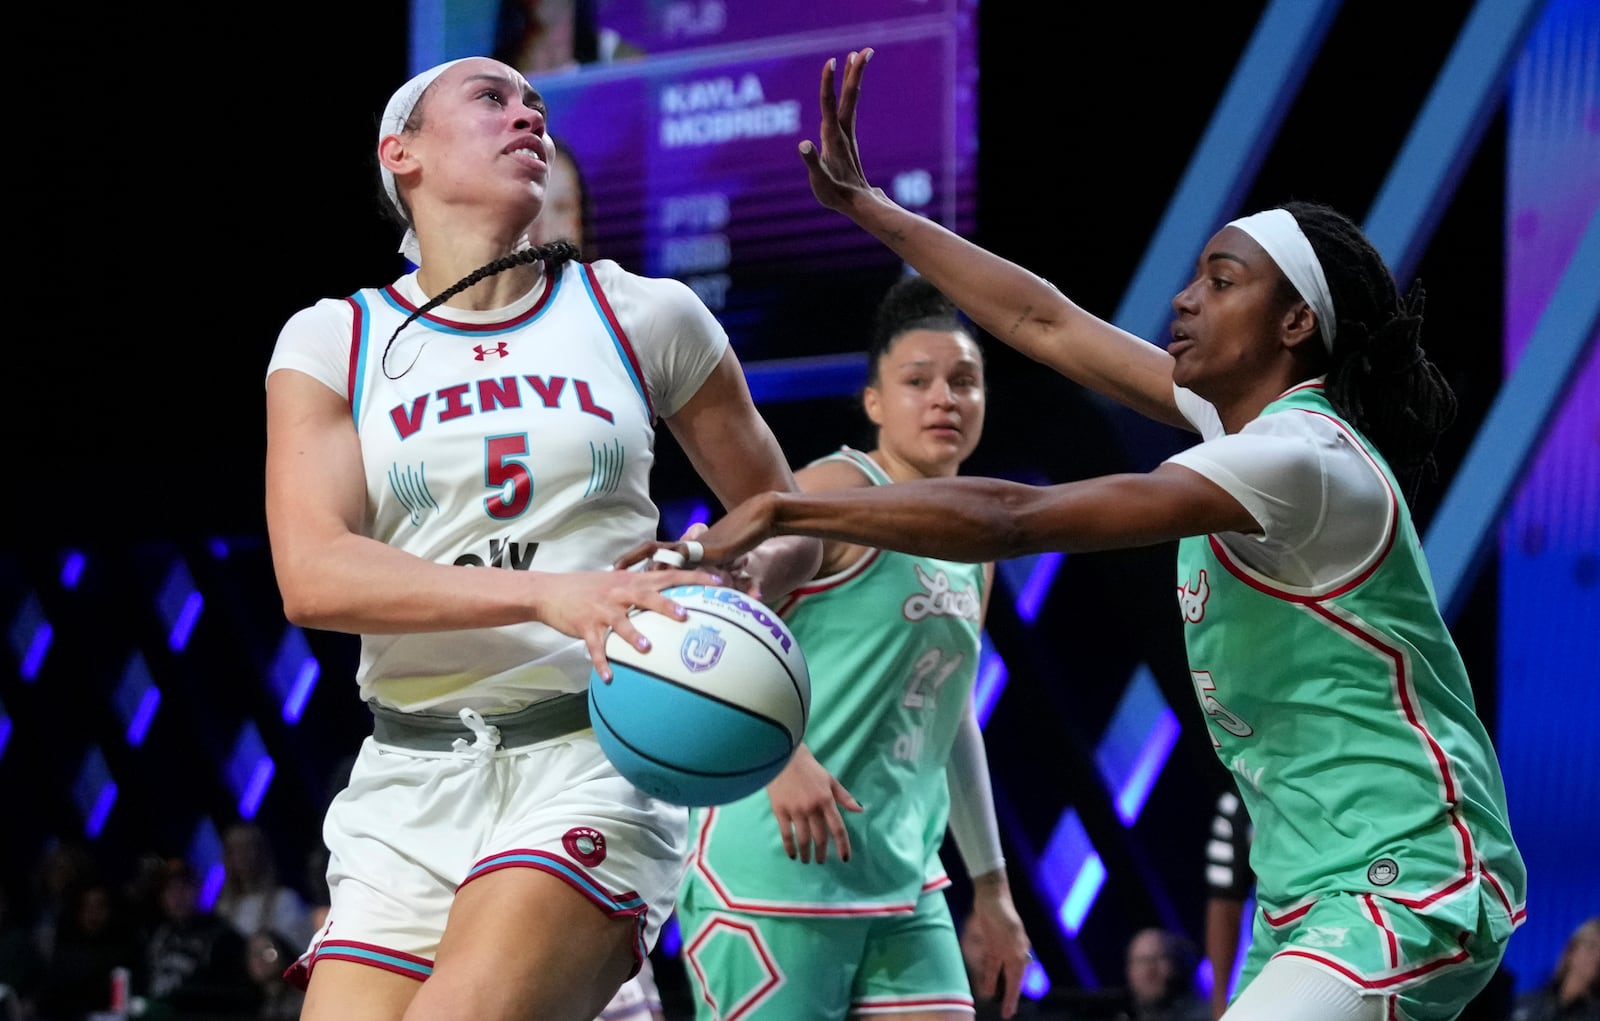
xmin=621 ymin=465 xmax=1258 ymax=571
xmin=801 ymin=50 xmax=1188 ymax=431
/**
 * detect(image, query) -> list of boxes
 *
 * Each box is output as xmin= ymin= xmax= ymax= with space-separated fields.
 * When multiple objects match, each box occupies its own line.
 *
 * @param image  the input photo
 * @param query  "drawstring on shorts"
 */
xmin=451 ymin=708 xmax=502 ymax=764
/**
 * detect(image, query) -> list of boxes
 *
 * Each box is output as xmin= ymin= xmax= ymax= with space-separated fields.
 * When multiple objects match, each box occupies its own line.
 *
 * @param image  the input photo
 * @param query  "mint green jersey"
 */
xmin=1175 ymin=385 xmax=1526 ymax=937
xmin=682 ymin=447 xmax=986 ymax=914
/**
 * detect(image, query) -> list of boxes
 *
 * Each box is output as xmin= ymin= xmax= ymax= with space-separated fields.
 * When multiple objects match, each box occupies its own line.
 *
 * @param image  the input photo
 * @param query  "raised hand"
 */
xmin=798 ymin=48 xmax=881 ymax=213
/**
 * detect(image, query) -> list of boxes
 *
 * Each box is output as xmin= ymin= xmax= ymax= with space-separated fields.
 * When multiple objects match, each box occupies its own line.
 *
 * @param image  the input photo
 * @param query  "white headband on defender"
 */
xmin=379 ymin=57 xmax=474 ymax=266
xmin=1227 ymin=208 xmax=1337 ymax=353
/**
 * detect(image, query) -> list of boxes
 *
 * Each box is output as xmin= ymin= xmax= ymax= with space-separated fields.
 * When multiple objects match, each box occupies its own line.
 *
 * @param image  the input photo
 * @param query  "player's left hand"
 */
xmin=765 ymin=744 xmax=863 ymax=864
xmin=960 ymin=871 xmax=1032 ymax=1019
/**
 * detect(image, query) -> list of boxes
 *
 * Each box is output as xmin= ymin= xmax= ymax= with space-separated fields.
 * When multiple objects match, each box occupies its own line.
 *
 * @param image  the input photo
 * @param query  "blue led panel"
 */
xmin=226 ymin=721 xmax=275 ymax=820
xmin=270 ymin=626 xmax=321 ymax=725
xmin=58 ymin=549 xmax=87 ymax=589
xmin=72 ymin=746 xmax=117 ymax=838
xmin=1036 ymin=808 xmax=1105 ymax=939
xmin=972 ymin=632 xmax=1007 ymax=728
xmin=187 ymin=817 xmax=226 ymax=912
xmin=114 ymin=652 xmax=161 ymax=747
xmin=1094 ymin=665 xmax=1181 ymax=826
xmin=9 ymin=593 xmax=52 ymax=682
xmin=157 ymin=557 xmax=204 ymax=653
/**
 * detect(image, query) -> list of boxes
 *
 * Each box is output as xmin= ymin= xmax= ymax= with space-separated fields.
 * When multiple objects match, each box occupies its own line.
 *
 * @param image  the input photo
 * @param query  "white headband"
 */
xmin=1227 ymin=208 xmax=1337 ymax=353
xmin=379 ymin=58 xmax=474 ymax=266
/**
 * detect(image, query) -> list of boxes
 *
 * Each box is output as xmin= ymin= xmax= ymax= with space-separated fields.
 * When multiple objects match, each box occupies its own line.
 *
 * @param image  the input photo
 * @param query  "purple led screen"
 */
xmin=412 ymin=1 xmax=979 ymax=364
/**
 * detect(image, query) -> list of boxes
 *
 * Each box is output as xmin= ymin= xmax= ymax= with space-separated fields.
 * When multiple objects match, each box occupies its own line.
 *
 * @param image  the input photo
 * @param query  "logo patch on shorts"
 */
xmin=1367 ymin=857 xmax=1399 ymax=886
xmin=563 ymin=827 xmax=607 ymax=868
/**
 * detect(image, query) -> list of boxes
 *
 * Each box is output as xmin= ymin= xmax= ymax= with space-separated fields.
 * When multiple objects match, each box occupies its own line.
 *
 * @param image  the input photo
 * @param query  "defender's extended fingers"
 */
xmin=836 ymin=49 xmax=870 ymax=137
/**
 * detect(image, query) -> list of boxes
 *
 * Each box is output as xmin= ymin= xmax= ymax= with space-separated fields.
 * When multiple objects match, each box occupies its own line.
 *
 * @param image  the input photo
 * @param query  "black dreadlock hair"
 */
xmin=865 ymin=272 xmax=981 ymax=388
xmin=1281 ymin=200 xmax=1458 ymax=501
xmin=380 ymin=240 xmax=580 ymax=379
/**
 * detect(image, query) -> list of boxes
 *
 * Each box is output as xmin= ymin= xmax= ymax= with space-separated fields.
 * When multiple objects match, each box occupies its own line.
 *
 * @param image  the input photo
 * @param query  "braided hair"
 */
xmin=1282 ymin=200 xmax=1457 ymax=499
xmin=865 ymin=273 xmax=980 ymax=387
xmin=380 ymin=240 xmax=580 ymax=379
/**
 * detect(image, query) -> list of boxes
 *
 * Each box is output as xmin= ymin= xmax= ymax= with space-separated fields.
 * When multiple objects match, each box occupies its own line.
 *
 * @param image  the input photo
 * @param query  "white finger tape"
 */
xmin=651 ymin=548 xmax=687 ymax=568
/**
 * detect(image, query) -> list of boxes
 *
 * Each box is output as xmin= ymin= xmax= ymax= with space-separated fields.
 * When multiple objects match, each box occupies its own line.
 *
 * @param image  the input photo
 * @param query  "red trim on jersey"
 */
xmin=378 ymin=268 xmax=556 ymax=332
xmin=1306 ymin=598 xmax=1477 ymax=904
xmin=583 ymin=263 xmax=655 ymax=420
xmin=1276 ymin=928 xmax=1472 ymax=991
xmin=774 ymin=547 xmax=883 ymax=616
xmin=855 ymin=996 xmax=977 ymax=1013
xmin=683 ymin=915 xmax=781 ymax=1021
xmin=1262 ymin=899 xmax=1317 ymax=927
xmin=1205 ymin=410 xmax=1399 ymax=603
xmin=284 ymin=939 xmax=434 ymax=991
xmin=1362 ymin=893 xmax=1401 ymax=967
xmin=343 ymin=295 xmax=364 ymax=406
xmin=690 ymin=806 xmax=919 ymax=917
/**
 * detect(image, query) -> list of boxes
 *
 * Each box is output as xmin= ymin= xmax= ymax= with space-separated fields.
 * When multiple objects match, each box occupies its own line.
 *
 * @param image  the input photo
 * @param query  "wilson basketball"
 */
xmin=588 ymin=584 xmax=810 ymax=806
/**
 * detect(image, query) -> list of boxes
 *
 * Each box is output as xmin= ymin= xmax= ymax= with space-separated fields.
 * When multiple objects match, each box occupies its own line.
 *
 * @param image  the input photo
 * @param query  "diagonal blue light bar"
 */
xmin=157 ymin=558 xmax=204 ymax=653
xmin=1021 ymin=960 xmax=1052 ymax=999
xmin=1113 ymin=0 xmax=1342 ymax=342
xmin=658 ymin=915 xmax=681 ymax=958
xmin=115 ymin=653 xmax=161 ymax=747
xmin=659 ymin=499 xmax=713 ymax=542
xmin=744 ymin=353 xmax=869 ymax=404
xmin=1036 ymin=808 xmax=1106 ymax=938
xmin=226 ymin=721 xmax=275 ymax=820
xmin=73 ymin=746 xmax=117 ymax=838
xmin=59 ymin=550 xmax=86 ymax=589
xmin=1094 ymin=665 xmax=1181 ymax=825
xmin=1426 ymin=209 xmax=1600 ymax=620
xmin=1364 ymin=0 xmax=1549 ymax=283
xmin=270 ymin=626 xmax=320 ymax=725
xmin=10 ymin=593 xmax=52 ymax=682
xmin=0 ymin=697 xmax=11 ymax=762
xmin=972 ymin=631 xmax=1008 ymax=728
xmin=187 ymin=818 xmax=225 ymax=912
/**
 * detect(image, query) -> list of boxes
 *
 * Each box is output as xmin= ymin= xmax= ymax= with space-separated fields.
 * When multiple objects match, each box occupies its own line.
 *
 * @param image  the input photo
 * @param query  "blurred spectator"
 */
xmin=141 ymin=857 xmax=256 ymax=1018
xmin=1512 ymin=916 xmax=1600 ymax=1021
xmin=34 ymin=878 xmax=141 ymax=1021
xmin=1114 ymin=927 xmax=1210 ymax=1021
xmin=28 ymin=838 xmax=97 ymax=965
xmin=214 ymin=824 xmax=313 ymax=952
xmin=0 ymin=881 xmax=42 ymax=1020
xmin=244 ymin=928 xmax=305 ymax=1020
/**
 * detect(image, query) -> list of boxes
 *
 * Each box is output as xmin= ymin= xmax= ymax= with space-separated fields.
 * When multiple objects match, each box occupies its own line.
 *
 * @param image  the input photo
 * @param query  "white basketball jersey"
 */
xmin=268 ymin=259 xmax=727 ymax=713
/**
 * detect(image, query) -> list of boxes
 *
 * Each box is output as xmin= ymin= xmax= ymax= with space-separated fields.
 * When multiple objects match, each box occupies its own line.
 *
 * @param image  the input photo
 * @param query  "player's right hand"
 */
xmin=765 ymin=744 xmax=863 ymax=864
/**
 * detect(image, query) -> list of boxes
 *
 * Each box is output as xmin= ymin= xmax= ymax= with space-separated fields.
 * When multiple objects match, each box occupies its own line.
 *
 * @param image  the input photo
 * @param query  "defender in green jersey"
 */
xmin=675 ymin=276 xmax=1035 ymax=1019
xmin=631 ymin=50 xmax=1527 ymax=1021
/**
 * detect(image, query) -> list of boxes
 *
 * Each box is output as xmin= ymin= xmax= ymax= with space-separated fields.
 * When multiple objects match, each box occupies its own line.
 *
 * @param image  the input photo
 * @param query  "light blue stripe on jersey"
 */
xmin=466 ymin=851 xmax=647 ymax=911
xmin=576 ymin=269 xmax=649 ymax=413
xmin=318 ymin=942 xmax=433 ymax=979
xmin=349 ymin=290 xmax=374 ymax=426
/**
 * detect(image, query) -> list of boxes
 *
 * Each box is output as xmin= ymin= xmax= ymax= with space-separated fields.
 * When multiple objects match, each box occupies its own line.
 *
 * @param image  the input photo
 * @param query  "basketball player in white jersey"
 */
xmin=264 ymin=56 xmax=821 ymax=1021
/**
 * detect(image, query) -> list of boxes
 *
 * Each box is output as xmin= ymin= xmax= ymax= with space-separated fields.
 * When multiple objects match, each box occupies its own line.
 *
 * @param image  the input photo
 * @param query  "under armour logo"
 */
xmin=473 ymin=342 xmax=510 ymax=360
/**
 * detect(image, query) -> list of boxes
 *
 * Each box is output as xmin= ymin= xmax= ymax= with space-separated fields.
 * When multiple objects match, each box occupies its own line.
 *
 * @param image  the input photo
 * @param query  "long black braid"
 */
xmin=1282 ymin=200 xmax=1458 ymax=501
xmin=380 ymin=239 xmax=580 ymax=379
